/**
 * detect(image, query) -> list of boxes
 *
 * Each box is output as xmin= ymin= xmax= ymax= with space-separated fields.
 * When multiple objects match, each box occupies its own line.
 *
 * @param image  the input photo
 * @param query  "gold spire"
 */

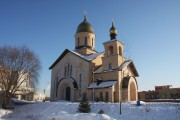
xmin=109 ymin=19 xmax=117 ymax=40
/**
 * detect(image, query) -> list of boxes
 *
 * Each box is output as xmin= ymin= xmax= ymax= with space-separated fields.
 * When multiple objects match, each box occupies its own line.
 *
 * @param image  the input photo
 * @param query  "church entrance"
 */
xmin=66 ymin=87 xmax=71 ymax=101
xmin=129 ymin=82 xmax=136 ymax=101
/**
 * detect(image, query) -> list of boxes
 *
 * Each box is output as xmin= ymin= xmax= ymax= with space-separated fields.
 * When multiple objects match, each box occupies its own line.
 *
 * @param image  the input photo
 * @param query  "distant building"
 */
xmin=28 ymin=92 xmax=46 ymax=101
xmin=49 ymin=15 xmax=139 ymax=102
xmin=0 ymin=66 xmax=34 ymax=101
xmin=14 ymin=72 xmax=34 ymax=100
xmin=139 ymin=85 xmax=180 ymax=100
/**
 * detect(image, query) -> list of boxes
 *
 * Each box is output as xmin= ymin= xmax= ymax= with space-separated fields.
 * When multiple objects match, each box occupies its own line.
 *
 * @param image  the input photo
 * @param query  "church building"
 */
xmin=49 ymin=15 xmax=139 ymax=102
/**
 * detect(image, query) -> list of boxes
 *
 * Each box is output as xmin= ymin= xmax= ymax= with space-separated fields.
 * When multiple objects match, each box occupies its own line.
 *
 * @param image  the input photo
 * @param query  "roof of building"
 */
xmin=71 ymin=50 xmax=103 ymax=61
xmin=76 ymin=16 xmax=94 ymax=34
xmin=155 ymin=85 xmax=172 ymax=89
xmin=119 ymin=60 xmax=139 ymax=76
xmin=88 ymin=80 xmax=117 ymax=89
xmin=103 ymin=39 xmax=124 ymax=45
xmin=94 ymin=60 xmax=139 ymax=77
xmin=49 ymin=49 xmax=103 ymax=69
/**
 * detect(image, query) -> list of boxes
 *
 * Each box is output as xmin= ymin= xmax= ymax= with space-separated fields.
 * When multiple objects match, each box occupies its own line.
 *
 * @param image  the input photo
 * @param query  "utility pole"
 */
xmin=43 ymin=89 xmax=46 ymax=102
xmin=120 ymin=70 xmax=123 ymax=115
xmin=92 ymin=68 xmax=95 ymax=112
xmin=44 ymin=89 xmax=46 ymax=95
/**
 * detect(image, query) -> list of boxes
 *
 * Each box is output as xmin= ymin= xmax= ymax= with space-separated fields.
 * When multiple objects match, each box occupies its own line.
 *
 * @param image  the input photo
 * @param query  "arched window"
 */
xmin=67 ymin=63 xmax=70 ymax=76
xmin=109 ymin=63 xmax=112 ymax=70
xmin=119 ymin=46 xmax=122 ymax=56
xmin=108 ymin=46 xmax=114 ymax=55
xmin=70 ymin=65 xmax=72 ymax=77
xmin=64 ymin=66 xmax=67 ymax=77
xmin=85 ymin=37 xmax=87 ymax=46
xmin=78 ymin=38 xmax=80 ymax=46
xmin=92 ymin=38 xmax=93 ymax=47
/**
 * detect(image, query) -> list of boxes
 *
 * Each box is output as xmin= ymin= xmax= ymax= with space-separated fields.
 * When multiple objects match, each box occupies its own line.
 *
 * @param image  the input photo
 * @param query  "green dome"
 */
xmin=76 ymin=17 xmax=94 ymax=34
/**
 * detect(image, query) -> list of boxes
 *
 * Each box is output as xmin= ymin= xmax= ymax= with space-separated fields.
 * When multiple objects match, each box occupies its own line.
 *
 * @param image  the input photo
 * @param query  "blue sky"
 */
xmin=1 ymin=0 xmax=180 ymax=96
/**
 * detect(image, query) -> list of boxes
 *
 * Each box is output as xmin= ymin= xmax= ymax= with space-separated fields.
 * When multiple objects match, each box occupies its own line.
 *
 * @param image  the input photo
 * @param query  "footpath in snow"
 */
xmin=0 ymin=101 xmax=180 ymax=120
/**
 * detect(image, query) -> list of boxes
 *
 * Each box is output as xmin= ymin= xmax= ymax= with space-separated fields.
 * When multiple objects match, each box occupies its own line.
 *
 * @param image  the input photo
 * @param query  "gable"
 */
xmin=49 ymin=49 xmax=104 ymax=69
xmin=119 ymin=60 xmax=139 ymax=77
xmin=94 ymin=60 xmax=139 ymax=77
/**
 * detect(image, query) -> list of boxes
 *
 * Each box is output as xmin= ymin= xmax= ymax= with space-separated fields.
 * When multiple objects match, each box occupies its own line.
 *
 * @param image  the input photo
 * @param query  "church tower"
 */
xmin=102 ymin=21 xmax=125 ymax=71
xmin=75 ymin=15 xmax=96 ymax=55
xmin=100 ymin=21 xmax=127 ymax=102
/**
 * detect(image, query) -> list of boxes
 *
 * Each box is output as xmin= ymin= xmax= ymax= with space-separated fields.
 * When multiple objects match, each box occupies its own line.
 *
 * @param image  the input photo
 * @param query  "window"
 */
xmin=119 ymin=46 xmax=122 ymax=55
xmin=64 ymin=66 xmax=67 ymax=77
xmin=67 ymin=63 xmax=70 ymax=76
xmin=105 ymin=92 xmax=109 ymax=102
xmin=109 ymin=63 xmax=112 ymax=70
xmin=92 ymin=38 xmax=93 ymax=47
xmin=108 ymin=46 xmax=113 ymax=55
xmin=85 ymin=37 xmax=87 ymax=46
xmin=78 ymin=38 xmax=80 ymax=46
xmin=70 ymin=65 xmax=72 ymax=77
xmin=65 ymin=63 xmax=71 ymax=77
xmin=79 ymin=74 xmax=82 ymax=96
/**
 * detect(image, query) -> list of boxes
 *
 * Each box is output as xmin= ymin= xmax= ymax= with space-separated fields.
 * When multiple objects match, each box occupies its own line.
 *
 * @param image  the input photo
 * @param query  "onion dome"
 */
xmin=76 ymin=16 xmax=94 ymax=34
xmin=109 ymin=21 xmax=117 ymax=40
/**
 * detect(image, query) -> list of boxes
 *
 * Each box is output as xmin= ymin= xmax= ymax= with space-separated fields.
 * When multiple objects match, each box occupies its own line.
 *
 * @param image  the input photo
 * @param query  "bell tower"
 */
xmin=102 ymin=21 xmax=125 ymax=71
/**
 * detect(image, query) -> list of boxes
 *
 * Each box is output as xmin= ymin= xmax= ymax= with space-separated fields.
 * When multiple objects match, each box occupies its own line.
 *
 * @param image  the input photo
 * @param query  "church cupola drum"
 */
xmin=75 ymin=15 xmax=96 ymax=51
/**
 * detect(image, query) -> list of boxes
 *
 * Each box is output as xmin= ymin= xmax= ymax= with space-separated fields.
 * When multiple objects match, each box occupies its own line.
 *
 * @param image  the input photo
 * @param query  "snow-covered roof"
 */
xmin=94 ymin=60 xmax=139 ymax=77
xmin=88 ymin=80 xmax=117 ymax=89
xmin=119 ymin=60 xmax=139 ymax=76
xmin=70 ymin=50 xmax=103 ymax=61
xmin=103 ymin=39 xmax=124 ymax=45
xmin=49 ymin=49 xmax=103 ymax=69
xmin=119 ymin=60 xmax=132 ymax=70
xmin=94 ymin=66 xmax=102 ymax=73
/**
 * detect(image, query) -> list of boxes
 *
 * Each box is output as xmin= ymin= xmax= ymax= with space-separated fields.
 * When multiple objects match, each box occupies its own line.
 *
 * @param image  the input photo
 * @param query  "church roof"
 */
xmin=76 ymin=16 xmax=94 ymax=34
xmin=119 ymin=60 xmax=139 ymax=77
xmin=70 ymin=50 xmax=103 ymax=61
xmin=88 ymin=80 xmax=117 ymax=89
xmin=103 ymin=39 xmax=124 ymax=45
xmin=49 ymin=49 xmax=103 ymax=69
xmin=94 ymin=60 xmax=139 ymax=77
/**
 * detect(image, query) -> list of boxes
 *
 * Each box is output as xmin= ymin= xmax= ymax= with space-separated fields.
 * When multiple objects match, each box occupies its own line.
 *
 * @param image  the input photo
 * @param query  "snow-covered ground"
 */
xmin=0 ymin=101 xmax=180 ymax=120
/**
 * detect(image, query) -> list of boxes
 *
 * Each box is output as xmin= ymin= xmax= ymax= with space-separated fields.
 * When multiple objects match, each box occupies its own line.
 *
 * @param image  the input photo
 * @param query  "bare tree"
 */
xmin=122 ymin=39 xmax=132 ymax=60
xmin=0 ymin=46 xmax=41 ymax=108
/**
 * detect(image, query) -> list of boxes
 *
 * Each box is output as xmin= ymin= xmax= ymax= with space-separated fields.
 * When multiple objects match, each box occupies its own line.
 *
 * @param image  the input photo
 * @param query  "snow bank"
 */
xmin=0 ymin=109 xmax=12 ymax=119
xmin=0 ymin=101 xmax=180 ymax=120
